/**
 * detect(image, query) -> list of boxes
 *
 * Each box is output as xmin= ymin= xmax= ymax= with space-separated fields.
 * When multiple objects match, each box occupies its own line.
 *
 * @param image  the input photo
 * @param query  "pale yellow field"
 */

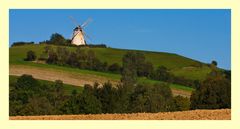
xmin=10 ymin=109 xmax=230 ymax=120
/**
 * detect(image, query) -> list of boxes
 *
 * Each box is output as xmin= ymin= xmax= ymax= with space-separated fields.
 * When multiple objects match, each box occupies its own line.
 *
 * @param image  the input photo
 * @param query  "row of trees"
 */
xmin=44 ymin=46 xmax=113 ymax=72
xmin=10 ymin=74 xmax=190 ymax=116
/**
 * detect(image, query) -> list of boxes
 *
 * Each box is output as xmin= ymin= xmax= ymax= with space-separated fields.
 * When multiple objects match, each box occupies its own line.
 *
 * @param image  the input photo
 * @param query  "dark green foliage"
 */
xmin=56 ymin=47 xmax=70 ymax=65
xmin=121 ymin=51 xmax=138 ymax=92
xmin=46 ymin=49 xmax=58 ymax=64
xmin=211 ymin=60 xmax=218 ymax=67
xmin=108 ymin=63 xmax=121 ymax=73
xmin=60 ymin=90 xmax=80 ymax=114
xmin=223 ymin=70 xmax=231 ymax=80
xmin=128 ymin=84 xmax=149 ymax=113
xmin=19 ymin=96 xmax=54 ymax=116
xmin=10 ymin=75 xmax=53 ymax=116
xmin=45 ymin=47 xmax=109 ymax=72
xmin=150 ymin=66 xmax=172 ymax=82
xmin=10 ymin=74 xmax=200 ymax=116
xmin=173 ymin=96 xmax=190 ymax=111
xmin=129 ymin=83 xmax=175 ymax=113
xmin=25 ymin=50 xmax=36 ymax=61
xmin=140 ymin=61 xmax=154 ymax=77
xmin=67 ymin=52 xmax=78 ymax=67
xmin=79 ymin=85 xmax=102 ymax=114
xmin=11 ymin=41 xmax=34 ymax=47
xmin=190 ymin=74 xmax=231 ymax=109
xmin=95 ymin=82 xmax=118 ymax=113
xmin=48 ymin=33 xmax=66 ymax=45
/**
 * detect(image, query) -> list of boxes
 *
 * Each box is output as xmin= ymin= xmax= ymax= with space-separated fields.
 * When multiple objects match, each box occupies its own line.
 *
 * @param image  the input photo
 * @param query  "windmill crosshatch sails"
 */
xmin=69 ymin=16 xmax=92 ymax=46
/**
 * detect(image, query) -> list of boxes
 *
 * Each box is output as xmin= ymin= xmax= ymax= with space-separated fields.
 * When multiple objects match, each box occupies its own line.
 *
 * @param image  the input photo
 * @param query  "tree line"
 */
xmin=9 ymin=75 xmax=190 ymax=116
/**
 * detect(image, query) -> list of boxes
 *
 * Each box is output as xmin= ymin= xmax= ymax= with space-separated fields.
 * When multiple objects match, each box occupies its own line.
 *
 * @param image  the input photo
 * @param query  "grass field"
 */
xmin=9 ymin=75 xmax=83 ymax=95
xmin=9 ymin=44 xmax=211 ymax=81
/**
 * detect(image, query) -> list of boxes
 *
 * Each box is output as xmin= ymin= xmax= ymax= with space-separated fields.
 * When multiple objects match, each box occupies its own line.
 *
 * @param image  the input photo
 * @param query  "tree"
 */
xmin=96 ymin=82 xmax=117 ymax=113
xmin=67 ymin=52 xmax=78 ymax=67
xmin=121 ymin=51 xmax=138 ymax=92
xmin=129 ymin=84 xmax=149 ymax=113
xmin=173 ymin=95 xmax=190 ymax=111
xmin=56 ymin=47 xmax=69 ymax=65
xmin=46 ymin=50 xmax=58 ymax=64
xmin=15 ymin=74 xmax=39 ymax=91
xmin=108 ymin=63 xmax=121 ymax=73
xmin=25 ymin=50 xmax=36 ymax=61
xmin=60 ymin=90 xmax=80 ymax=114
xmin=151 ymin=66 xmax=172 ymax=82
xmin=190 ymin=75 xmax=231 ymax=109
xmin=20 ymin=96 xmax=54 ymax=116
xmin=211 ymin=60 xmax=218 ymax=67
xmin=79 ymin=85 xmax=102 ymax=114
xmin=49 ymin=33 xmax=66 ymax=45
xmin=129 ymin=83 xmax=175 ymax=113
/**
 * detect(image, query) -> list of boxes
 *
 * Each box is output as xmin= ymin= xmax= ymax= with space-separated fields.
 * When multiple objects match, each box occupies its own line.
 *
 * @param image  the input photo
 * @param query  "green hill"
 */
xmin=9 ymin=44 xmax=211 ymax=81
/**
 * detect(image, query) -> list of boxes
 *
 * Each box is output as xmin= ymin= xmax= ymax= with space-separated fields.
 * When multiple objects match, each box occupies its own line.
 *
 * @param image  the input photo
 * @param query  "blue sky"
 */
xmin=9 ymin=9 xmax=231 ymax=69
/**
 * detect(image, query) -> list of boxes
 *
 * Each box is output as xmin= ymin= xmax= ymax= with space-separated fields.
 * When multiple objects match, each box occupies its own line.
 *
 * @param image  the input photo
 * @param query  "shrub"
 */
xmin=48 ymin=33 xmax=66 ymax=45
xmin=108 ymin=63 xmax=121 ymax=73
xmin=173 ymin=95 xmax=190 ymax=111
xmin=190 ymin=76 xmax=231 ymax=109
xmin=25 ymin=50 xmax=37 ymax=61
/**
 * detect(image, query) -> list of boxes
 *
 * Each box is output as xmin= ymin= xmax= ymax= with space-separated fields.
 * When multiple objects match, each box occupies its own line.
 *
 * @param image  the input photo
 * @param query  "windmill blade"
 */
xmin=81 ymin=18 xmax=93 ymax=28
xmin=82 ymin=30 xmax=93 ymax=42
xmin=69 ymin=16 xmax=79 ymax=27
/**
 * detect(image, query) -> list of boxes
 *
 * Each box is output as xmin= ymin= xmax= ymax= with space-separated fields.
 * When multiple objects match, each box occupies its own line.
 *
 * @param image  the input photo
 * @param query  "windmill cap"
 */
xmin=74 ymin=26 xmax=82 ymax=31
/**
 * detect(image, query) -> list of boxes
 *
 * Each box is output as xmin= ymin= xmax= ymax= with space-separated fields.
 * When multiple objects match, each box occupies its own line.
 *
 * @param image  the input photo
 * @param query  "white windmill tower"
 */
xmin=69 ymin=16 xmax=92 ymax=46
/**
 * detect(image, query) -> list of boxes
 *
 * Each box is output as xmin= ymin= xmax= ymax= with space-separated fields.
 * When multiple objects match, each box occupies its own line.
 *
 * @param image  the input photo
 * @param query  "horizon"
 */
xmin=9 ymin=9 xmax=231 ymax=70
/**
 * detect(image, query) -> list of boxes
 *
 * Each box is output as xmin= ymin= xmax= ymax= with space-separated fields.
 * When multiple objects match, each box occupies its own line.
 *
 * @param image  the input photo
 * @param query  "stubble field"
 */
xmin=10 ymin=109 xmax=230 ymax=120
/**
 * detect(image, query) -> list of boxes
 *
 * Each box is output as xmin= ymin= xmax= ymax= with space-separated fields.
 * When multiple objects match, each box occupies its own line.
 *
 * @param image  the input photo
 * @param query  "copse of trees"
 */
xmin=25 ymin=50 xmax=37 ymax=61
xmin=48 ymin=33 xmax=68 ymax=45
xmin=10 ymin=74 xmax=179 ymax=116
xmin=45 ymin=46 xmax=109 ymax=72
xmin=190 ymin=61 xmax=231 ymax=109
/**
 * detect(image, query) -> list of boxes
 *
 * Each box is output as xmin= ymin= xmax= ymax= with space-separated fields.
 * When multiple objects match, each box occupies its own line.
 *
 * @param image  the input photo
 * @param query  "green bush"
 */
xmin=25 ymin=50 xmax=37 ymax=61
xmin=173 ymin=95 xmax=190 ymax=111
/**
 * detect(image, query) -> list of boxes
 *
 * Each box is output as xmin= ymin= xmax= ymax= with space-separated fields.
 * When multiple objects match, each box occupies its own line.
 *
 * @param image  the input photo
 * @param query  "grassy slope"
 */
xmin=9 ymin=75 xmax=83 ymax=95
xmin=9 ymin=44 xmax=211 ymax=81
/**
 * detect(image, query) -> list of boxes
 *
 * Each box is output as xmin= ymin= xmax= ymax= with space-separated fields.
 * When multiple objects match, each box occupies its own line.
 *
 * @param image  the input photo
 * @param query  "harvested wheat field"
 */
xmin=10 ymin=109 xmax=230 ymax=120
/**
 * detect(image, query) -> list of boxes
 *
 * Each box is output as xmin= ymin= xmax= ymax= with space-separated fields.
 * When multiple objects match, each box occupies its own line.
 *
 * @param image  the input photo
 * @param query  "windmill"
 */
xmin=69 ymin=16 xmax=92 ymax=46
